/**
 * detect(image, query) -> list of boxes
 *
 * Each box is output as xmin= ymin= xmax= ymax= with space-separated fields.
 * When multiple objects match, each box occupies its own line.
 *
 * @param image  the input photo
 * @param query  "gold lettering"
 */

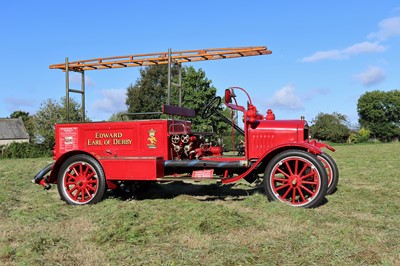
xmin=94 ymin=132 xmax=123 ymax=138
xmin=88 ymin=139 xmax=102 ymax=146
xmin=91 ymin=132 xmax=129 ymax=146
xmin=113 ymin=139 xmax=132 ymax=145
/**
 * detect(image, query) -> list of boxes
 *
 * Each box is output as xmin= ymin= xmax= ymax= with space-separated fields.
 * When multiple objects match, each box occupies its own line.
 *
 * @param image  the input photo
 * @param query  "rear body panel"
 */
xmin=54 ymin=120 xmax=189 ymax=180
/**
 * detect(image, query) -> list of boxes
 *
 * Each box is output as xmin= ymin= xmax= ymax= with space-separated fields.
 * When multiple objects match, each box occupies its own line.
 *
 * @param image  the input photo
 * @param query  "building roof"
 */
xmin=0 ymin=118 xmax=30 ymax=140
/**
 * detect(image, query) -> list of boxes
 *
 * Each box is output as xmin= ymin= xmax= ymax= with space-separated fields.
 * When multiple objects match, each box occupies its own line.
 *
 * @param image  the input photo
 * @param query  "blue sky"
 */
xmin=1 ymin=1 xmax=400 ymax=125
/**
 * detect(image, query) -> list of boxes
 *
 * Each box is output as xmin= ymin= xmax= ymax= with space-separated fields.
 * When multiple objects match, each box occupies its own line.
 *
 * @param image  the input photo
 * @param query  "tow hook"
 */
xmin=34 ymin=178 xmax=52 ymax=190
xmin=32 ymin=162 xmax=54 ymax=190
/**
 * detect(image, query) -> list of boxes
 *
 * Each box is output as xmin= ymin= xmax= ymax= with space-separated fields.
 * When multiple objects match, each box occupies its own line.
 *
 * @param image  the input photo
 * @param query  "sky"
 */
xmin=1 ymin=1 xmax=400 ymax=126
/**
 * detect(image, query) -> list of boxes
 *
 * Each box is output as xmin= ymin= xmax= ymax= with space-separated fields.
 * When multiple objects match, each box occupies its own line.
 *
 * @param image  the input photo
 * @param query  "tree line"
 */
xmin=1 ymin=99 xmax=83 ymax=158
xmin=311 ymin=90 xmax=400 ymax=143
xmin=2 ymin=65 xmax=399 ymax=158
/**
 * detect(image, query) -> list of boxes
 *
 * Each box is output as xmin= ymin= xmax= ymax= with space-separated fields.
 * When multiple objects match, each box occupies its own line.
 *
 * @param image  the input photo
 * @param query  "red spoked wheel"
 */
xmin=57 ymin=154 xmax=106 ymax=205
xmin=264 ymin=150 xmax=328 ymax=208
xmin=317 ymin=152 xmax=339 ymax=195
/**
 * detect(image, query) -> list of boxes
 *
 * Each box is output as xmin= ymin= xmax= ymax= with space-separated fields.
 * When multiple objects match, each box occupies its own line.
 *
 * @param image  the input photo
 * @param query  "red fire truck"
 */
xmin=33 ymin=47 xmax=338 ymax=208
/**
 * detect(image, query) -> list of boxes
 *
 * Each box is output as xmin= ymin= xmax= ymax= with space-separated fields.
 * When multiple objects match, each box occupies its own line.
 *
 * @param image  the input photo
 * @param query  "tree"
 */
xmin=126 ymin=65 xmax=176 ymax=119
xmin=357 ymin=90 xmax=400 ymax=141
xmin=33 ymin=97 xmax=84 ymax=150
xmin=9 ymin=110 xmax=35 ymax=143
xmin=10 ymin=110 xmax=29 ymax=120
xmin=125 ymin=65 xmax=228 ymax=134
xmin=174 ymin=66 xmax=223 ymax=132
xmin=108 ymin=111 xmax=126 ymax=121
xmin=348 ymin=127 xmax=371 ymax=144
xmin=310 ymin=112 xmax=350 ymax=143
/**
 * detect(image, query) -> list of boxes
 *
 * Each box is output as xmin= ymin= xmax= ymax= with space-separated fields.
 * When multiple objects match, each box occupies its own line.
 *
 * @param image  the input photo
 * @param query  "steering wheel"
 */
xmin=202 ymin=96 xmax=221 ymax=119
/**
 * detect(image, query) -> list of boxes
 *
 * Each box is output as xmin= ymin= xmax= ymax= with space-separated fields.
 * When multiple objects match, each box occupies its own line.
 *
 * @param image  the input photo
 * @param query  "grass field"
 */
xmin=1 ymin=143 xmax=399 ymax=265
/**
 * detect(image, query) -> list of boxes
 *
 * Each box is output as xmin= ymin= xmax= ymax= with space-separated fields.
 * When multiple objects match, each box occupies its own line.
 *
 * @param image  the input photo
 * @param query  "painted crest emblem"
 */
xmin=147 ymin=129 xmax=157 ymax=148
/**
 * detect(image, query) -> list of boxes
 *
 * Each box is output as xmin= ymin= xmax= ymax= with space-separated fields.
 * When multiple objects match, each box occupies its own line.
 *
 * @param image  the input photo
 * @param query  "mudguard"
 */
xmin=221 ymin=141 xmax=324 ymax=184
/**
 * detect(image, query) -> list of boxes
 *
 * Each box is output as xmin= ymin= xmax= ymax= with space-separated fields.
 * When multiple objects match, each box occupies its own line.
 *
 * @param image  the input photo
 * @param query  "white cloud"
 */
xmin=301 ymin=42 xmax=386 ymax=62
xmin=368 ymin=16 xmax=400 ymax=41
xmin=343 ymin=42 xmax=387 ymax=55
xmin=354 ymin=66 xmax=386 ymax=87
xmin=300 ymin=50 xmax=343 ymax=62
xmin=91 ymin=89 xmax=127 ymax=120
xmin=268 ymin=84 xmax=303 ymax=110
xmin=300 ymin=16 xmax=398 ymax=63
xmin=69 ymin=72 xmax=96 ymax=87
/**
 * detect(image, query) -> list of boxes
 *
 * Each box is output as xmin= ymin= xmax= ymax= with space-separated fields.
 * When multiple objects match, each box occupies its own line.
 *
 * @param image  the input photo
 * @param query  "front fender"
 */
xmin=257 ymin=141 xmax=325 ymax=159
xmin=222 ymin=142 xmax=324 ymax=184
xmin=305 ymin=139 xmax=335 ymax=152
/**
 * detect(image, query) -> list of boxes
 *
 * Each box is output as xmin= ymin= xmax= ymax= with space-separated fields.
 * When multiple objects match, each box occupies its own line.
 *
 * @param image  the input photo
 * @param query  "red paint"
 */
xmin=39 ymin=86 xmax=335 ymax=207
xmin=54 ymin=120 xmax=174 ymax=161
xmin=247 ymin=120 xmax=308 ymax=159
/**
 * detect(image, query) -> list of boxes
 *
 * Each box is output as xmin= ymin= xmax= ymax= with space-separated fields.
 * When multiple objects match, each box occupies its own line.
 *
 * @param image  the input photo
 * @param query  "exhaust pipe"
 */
xmin=164 ymin=159 xmax=247 ymax=169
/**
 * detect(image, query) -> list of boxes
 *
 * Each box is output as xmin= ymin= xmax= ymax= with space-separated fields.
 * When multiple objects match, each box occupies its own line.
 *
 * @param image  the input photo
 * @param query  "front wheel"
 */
xmin=57 ymin=154 xmax=106 ymax=205
xmin=263 ymin=150 xmax=328 ymax=208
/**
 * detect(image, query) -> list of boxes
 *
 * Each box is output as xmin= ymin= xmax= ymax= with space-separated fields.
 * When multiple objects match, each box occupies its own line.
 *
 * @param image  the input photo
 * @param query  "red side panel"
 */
xmin=101 ymin=157 xmax=164 ymax=180
xmin=53 ymin=119 xmax=190 ymax=181
xmin=83 ymin=124 xmax=139 ymax=157
xmin=138 ymin=123 xmax=167 ymax=156
xmin=54 ymin=120 xmax=176 ymax=160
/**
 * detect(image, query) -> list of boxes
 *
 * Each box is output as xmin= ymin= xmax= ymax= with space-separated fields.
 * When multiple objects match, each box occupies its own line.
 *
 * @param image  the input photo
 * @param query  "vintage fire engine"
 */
xmin=33 ymin=47 xmax=338 ymax=208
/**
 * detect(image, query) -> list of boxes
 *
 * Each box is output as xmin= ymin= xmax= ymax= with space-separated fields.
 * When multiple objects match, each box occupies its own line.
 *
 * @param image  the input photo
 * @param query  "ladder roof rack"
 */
xmin=50 ymin=46 xmax=272 ymax=122
xmin=49 ymin=46 xmax=272 ymax=72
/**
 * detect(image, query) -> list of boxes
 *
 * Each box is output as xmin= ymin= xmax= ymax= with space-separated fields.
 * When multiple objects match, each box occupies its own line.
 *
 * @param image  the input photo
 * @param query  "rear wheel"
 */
xmin=57 ymin=154 xmax=106 ymax=205
xmin=263 ymin=150 xmax=328 ymax=208
xmin=317 ymin=152 xmax=339 ymax=195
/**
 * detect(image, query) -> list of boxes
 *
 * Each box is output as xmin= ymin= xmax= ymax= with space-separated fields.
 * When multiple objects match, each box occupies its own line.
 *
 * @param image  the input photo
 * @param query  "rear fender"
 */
xmin=48 ymin=150 xmax=98 ymax=183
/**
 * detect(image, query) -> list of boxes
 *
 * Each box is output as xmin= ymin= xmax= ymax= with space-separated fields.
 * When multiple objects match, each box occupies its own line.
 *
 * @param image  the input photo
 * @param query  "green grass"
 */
xmin=1 ymin=143 xmax=399 ymax=265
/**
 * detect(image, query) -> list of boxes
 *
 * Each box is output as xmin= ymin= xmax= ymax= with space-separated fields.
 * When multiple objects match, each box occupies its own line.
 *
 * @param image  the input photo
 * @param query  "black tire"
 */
xmin=57 ymin=154 xmax=106 ymax=205
xmin=317 ymin=152 xmax=339 ymax=195
xmin=263 ymin=150 xmax=328 ymax=208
